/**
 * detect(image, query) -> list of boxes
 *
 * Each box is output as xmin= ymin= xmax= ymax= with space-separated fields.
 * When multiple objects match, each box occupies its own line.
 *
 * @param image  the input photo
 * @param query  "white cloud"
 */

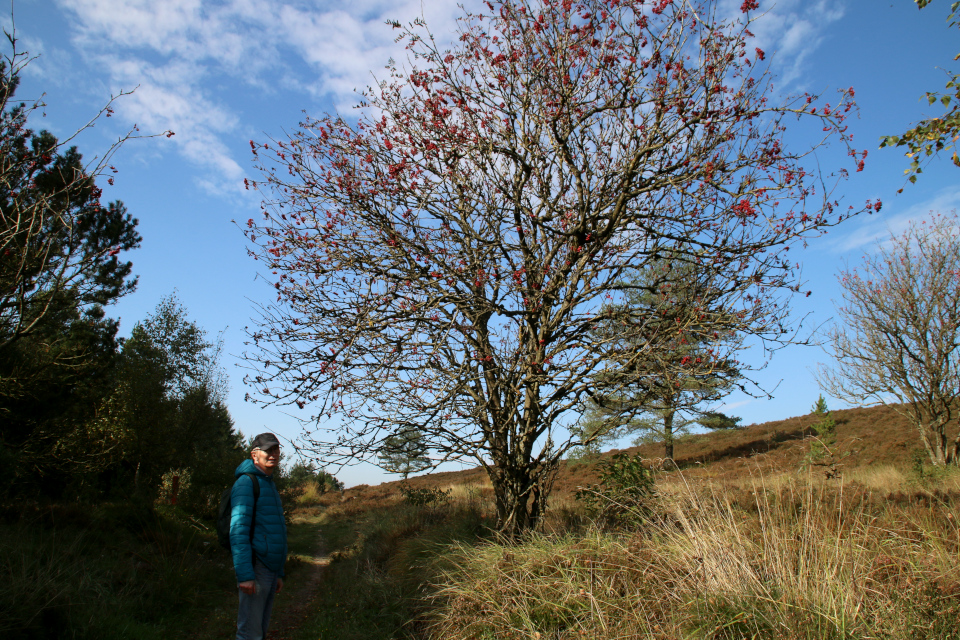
xmin=84 ymin=52 xmax=244 ymax=189
xmin=719 ymin=399 xmax=753 ymax=412
xmin=721 ymin=0 xmax=846 ymax=89
xmin=832 ymin=186 xmax=960 ymax=252
xmin=57 ymin=0 xmax=280 ymax=71
xmin=0 ymin=14 xmax=80 ymax=92
xmin=53 ymin=0 xmax=468 ymax=192
xmin=274 ymin=1 xmax=466 ymax=110
xmin=54 ymin=0 xmax=837 ymax=193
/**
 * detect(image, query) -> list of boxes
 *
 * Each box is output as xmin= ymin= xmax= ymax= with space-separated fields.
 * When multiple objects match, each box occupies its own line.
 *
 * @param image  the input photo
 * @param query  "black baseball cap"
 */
xmin=251 ymin=433 xmax=281 ymax=451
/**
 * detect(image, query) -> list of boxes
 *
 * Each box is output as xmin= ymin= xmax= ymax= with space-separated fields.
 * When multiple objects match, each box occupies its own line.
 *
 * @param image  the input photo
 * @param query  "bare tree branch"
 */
xmin=819 ymin=211 xmax=960 ymax=466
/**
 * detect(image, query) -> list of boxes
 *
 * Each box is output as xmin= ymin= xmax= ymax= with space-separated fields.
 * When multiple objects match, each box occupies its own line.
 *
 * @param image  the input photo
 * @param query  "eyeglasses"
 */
xmin=253 ymin=447 xmax=282 ymax=458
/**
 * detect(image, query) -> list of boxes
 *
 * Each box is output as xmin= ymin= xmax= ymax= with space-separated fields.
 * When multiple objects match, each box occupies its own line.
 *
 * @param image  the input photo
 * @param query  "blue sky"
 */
xmin=11 ymin=0 xmax=958 ymax=486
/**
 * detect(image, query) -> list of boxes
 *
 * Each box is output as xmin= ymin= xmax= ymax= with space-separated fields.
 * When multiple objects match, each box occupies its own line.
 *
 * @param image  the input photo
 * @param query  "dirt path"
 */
xmin=268 ymin=524 xmax=331 ymax=640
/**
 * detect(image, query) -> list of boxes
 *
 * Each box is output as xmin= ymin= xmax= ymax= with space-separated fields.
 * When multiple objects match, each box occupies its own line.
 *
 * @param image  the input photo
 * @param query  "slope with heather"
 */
xmin=344 ymin=403 xmax=922 ymax=502
xmin=284 ymin=403 xmax=960 ymax=640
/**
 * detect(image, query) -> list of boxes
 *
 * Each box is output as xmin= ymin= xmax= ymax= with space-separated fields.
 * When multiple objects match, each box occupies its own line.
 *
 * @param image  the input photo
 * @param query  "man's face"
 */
xmin=252 ymin=445 xmax=281 ymax=474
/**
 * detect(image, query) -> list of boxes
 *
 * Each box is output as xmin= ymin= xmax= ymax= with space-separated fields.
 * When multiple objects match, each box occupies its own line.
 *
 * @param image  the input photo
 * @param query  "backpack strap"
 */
xmin=245 ymin=472 xmax=260 ymax=546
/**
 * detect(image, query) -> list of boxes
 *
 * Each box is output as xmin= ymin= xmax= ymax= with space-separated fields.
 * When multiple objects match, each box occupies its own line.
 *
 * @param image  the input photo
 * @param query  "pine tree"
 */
xmin=378 ymin=429 xmax=430 ymax=479
xmin=580 ymin=258 xmax=742 ymax=464
xmin=807 ymin=394 xmax=837 ymax=465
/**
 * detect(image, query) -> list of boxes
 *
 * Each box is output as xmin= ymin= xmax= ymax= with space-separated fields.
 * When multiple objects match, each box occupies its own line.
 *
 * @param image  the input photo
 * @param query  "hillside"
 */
xmin=299 ymin=402 xmax=960 ymax=640
xmin=343 ymin=403 xmax=921 ymax=501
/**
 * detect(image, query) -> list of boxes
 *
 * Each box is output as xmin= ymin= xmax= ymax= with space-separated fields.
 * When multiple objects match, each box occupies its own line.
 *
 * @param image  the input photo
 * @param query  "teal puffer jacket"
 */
xmin=229 ymin=459 xmax=288 ymax=583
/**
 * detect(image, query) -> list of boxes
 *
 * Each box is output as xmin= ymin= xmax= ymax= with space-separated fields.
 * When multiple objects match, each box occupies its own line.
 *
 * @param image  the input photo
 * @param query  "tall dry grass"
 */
xmin=420 ymin=472 xmax=960 ymax=639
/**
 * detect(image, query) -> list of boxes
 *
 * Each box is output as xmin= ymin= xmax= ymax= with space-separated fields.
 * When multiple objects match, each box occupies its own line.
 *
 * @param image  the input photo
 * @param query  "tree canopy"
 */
xmin=0 ymin=40 xmax=144 ymax=491
xmin=819 ymin=212 xmax=960 ymax=466
xmin=576 ymin=258 xmax=744 ymax=464
xmin=378 ymin=428 xmax=431 ymax=479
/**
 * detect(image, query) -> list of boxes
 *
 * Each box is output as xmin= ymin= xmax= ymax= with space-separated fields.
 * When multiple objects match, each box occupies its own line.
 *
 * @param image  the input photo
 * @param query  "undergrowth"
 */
xmin=13 ymin=462 xmax=960 ymax=640
xmin=417 ymin=473 xmax=960 ymax=639
xmin=290 ymin=483 xmax=494 ymax=640
xmin=0 ymin=501 xmax=237 ymax=640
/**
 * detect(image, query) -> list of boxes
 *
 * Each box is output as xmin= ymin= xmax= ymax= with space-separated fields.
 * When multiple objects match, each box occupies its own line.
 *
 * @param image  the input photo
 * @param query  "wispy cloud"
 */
xmin=53 ymin=0 xmax=467 ymax=193
xmin=719 ymin=398 xmax=754 ymax=412
xmin=3 ymin=18 xmax=76 ymax=89
xmin=831 ymin=186 xmax=960 ymax=252
xmin=51 ymin=0 xmax=842 ymax=194
xmin=720 ymin=0 xmax=845 ymax=89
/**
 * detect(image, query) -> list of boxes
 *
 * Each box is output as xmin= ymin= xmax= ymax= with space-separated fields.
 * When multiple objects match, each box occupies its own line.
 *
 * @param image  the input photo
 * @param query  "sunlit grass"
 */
xmin=419 ymin=472 xmax=960 ymax=639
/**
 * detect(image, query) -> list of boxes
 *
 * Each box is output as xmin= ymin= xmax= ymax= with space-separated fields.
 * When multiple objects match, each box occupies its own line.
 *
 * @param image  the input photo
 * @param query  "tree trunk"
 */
xmin=935 ymin=425 xmax=949 ymax=465
xmin=950 ymin=432 xmax=960 ymax=466
xmin=663 ymin=409 xmax=675 ymax=468
xmin=922 ymin=419 xmax=949 ymax=466
xmin=488 ymin=461 xmax=557 ymax=537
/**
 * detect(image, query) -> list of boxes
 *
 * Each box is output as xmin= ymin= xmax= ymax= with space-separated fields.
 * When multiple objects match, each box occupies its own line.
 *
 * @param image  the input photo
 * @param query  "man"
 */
xmin=230 ymin=432 xmax=288 ymax=640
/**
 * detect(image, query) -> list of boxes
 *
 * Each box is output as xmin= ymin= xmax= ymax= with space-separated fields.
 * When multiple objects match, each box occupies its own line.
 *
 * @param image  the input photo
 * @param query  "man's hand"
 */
xmin=238 ymin=580 xmax=255 ymax=595
xmin=276 ymin=577 xmax=284 ymax=594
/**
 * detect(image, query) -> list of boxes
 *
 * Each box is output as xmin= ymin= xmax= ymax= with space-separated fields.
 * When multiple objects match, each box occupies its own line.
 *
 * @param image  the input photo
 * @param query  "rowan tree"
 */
xmin=819 ymin=213 xmax=960 ymax=467
xmin=243 ymin=0 xmax=875 ymax=534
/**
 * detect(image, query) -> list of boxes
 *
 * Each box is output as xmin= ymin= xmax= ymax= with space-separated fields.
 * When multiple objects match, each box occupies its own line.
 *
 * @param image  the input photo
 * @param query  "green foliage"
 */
xmin=805 ymin=395 xmax=839 ymax=472
xmin=0 ymin=44 xmax=212 ymax=504
xmin=286 ymin=460 xmax=344 ymax=494
xmin=810 ymin=396 xmax=837 ymax=446
xmin=697 ymin=410 xmax=743 ymax=430
xmin=910 ymin=448 xmax=960 ymax=485
xmin=881 ymin=1 xmax=960 ymax=187
xmin=318 ymin=469 xmax=346 ymax=493
xmin=399 ymin=482 xmax=452 ymax=507
xmin=0 ymin=115 xmax=141 ymax=358
xmin=287 ymin=460 xmax=319 ymax=486
xmin=0 ymin=504 xmax=238 ymax=640
xmin=565 ymin=437 xmax=602 ymax=463
xmin=81 ymin=295 xmax=245 ymax=511
xmin=575 ymin=452 xmax=655 ymax=529
xmin=378 ymin=428 xmax=431 ymax=479
xmin=0 ymin=48 xmax=142 ymax=493
xmin=584 ymin=259 xmax=743 ymax=461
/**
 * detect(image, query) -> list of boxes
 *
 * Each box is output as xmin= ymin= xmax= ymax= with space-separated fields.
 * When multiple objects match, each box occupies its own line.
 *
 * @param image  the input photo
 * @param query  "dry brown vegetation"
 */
xmin=423 ymin=479 xmax=960 ymax=639
xmin=339 ymin=403 xmax=920 ymax=503
xmin=293 ymin=403 xmax=960 ymax=640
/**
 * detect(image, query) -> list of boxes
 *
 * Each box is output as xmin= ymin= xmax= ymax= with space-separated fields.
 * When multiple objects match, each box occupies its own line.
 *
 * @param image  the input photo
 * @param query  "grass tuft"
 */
xmin=419 ymin=472 xmax=960 ymax=639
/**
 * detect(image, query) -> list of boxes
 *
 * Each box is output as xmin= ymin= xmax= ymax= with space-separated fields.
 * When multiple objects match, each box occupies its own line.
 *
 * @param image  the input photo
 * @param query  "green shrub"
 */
xmin=1 ymin=502 xmax=236 ymax=640
xmin=575 ymin=452 xmax=655 ymax=529
xmin=804 ymin=395 xmax=842 ymax=477
xmin=399 ymin=483 xmax=451 ymax=507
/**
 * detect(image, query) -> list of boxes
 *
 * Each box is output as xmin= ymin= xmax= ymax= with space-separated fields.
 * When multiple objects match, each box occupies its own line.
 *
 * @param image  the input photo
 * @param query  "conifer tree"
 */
xmin=579 ymin=258 xmax=743 ymax=464
xmin=378 ymin=428 xmax=431 ymax=479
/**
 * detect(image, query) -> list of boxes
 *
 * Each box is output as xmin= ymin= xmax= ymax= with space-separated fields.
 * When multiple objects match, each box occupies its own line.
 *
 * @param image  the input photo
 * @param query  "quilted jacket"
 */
xmin=229 ymin=459 xmax=288 ymax=583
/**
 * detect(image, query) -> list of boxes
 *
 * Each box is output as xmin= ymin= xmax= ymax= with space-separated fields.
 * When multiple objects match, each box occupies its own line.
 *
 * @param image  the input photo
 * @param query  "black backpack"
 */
xmin=216 ymin=473 xmax=260 ymax=550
